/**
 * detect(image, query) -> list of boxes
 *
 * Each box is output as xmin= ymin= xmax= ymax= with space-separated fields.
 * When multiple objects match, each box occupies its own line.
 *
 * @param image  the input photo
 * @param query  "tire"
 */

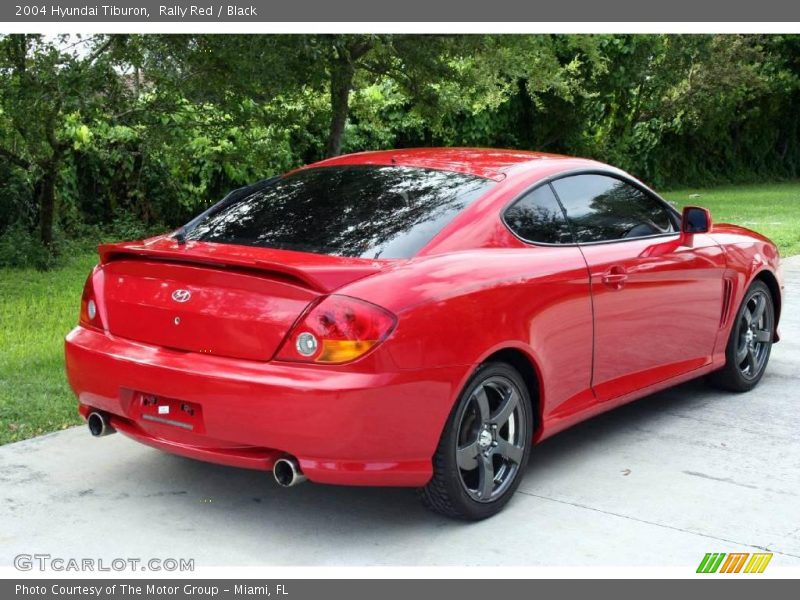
xmin=418 ymin=361 xmax=534 ymax=520
xmin=707 ymin=280 xmax=774 ymax=392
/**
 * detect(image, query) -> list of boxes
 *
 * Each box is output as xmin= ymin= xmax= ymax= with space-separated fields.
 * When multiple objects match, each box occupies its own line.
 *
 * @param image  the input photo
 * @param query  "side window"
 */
xmin=504 ymin=184 xmax=574 ymax=244
xmin=551 ymin=174 xmax=676 ymax=243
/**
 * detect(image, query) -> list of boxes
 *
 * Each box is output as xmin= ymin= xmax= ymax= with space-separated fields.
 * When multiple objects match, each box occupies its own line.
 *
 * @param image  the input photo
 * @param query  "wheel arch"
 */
xmin=753 ymin=268 xmax=782 ymax=337
xmin=479 ymin=347 xmax=543 ymax=434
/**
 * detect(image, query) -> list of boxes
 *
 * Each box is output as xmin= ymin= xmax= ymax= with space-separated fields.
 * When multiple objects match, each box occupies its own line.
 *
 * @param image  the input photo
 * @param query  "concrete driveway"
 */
xmin=2 ymin=259 xmax=799 ymax=568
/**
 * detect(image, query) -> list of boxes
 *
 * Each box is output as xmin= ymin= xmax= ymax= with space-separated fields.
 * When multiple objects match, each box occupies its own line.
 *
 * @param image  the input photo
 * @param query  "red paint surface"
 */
xmin=65 ymin=149 xmax=783 ymax=486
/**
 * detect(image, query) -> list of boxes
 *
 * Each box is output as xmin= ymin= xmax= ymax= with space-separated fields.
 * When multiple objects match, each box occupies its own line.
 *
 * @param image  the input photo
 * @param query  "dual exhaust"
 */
xmin=87 ymin=411 xmax=306 ymax=487
xmin=87 ymin=412 xmax=115 ymax=437
xmin=272 ymin=457 xmax=307 ymax=487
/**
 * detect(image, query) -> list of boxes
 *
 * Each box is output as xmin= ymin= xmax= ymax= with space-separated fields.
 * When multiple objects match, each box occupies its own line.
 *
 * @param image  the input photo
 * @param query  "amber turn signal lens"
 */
xmin=317 ymin=340 xmax=379 ymax=364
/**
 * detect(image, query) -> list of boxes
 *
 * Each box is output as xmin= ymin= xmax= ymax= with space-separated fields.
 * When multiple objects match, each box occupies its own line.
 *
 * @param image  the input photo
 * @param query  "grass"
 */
xmin=664 ymin=181 xmax=800 ymax=257
xmin=1 ymin=181 xmax=798 ymax=446
xmin=0 ymin=253 xmax=97 ymax=444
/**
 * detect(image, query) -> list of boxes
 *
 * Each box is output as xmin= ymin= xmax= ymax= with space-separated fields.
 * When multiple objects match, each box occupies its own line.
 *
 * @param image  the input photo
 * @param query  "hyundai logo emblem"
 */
xmin=171 ymin=289 xmax=192 ymax=303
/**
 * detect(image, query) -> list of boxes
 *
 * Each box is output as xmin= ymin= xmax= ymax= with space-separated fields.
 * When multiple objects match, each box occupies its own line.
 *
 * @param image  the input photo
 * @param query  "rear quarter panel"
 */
xmin=341 ymin=247 xmax=595 ymax=434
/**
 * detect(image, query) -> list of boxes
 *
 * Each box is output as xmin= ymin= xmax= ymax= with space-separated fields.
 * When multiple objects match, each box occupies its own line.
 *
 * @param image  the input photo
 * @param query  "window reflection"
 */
xmin=186 ymin=166 xmax=495 ymax=259
xmin=551 ymin=175 xmax=676 ymax=243
xmin=504 ymin=184 xmax=573 ymax=244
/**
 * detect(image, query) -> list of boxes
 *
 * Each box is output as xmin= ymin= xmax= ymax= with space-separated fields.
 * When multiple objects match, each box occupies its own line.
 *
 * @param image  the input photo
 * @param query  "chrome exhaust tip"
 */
xmin=273 ymin=457 xmax=307 ymax=488
xmin=87 ymin=412 xmax=115 ymax=437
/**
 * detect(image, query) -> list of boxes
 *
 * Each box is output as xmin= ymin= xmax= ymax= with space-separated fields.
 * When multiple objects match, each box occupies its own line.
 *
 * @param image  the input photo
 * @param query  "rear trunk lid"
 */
xmin=96 ymin=237 xmax=388 ymax=361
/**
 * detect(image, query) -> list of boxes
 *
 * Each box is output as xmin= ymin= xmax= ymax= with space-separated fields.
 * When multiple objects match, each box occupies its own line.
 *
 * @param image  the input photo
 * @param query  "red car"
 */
xmin=65 ymin=148 xmax=783 ymax=520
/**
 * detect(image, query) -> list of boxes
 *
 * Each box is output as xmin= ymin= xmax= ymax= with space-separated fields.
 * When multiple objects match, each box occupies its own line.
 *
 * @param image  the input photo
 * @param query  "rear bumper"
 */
xmin=65 ymin=326 xmax=465 ymax=486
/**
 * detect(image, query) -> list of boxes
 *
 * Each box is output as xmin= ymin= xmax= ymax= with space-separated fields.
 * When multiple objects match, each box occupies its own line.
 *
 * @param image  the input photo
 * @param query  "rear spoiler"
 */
xmin=97 ymin=242 xmax=386 ymax=293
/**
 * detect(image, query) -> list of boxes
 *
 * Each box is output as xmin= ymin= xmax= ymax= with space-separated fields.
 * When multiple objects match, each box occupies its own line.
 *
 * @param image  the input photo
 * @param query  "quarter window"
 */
xmin=551 ymin=174 xmax=676 ymax=243
xmin=504 ymin=184 xmax=574 ymax=244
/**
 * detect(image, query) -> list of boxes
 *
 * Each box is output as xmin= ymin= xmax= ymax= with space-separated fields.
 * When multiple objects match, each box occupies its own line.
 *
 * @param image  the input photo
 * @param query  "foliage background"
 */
xmin=1 ymin=34 xmax=799 ymax=268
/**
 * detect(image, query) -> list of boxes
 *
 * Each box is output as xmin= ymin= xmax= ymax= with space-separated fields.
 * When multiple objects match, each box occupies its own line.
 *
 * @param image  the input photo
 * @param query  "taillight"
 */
xmin=276 ymin=295 xmax=396 ymax=364
xmin=79 ymin=269 xmax=104 ymax=331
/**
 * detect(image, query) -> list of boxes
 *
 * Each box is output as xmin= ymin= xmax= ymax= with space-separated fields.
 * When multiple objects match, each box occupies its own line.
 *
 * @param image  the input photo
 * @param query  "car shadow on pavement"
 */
xmin=114 ymin=377 xmax=718 ymax=537
xmin=525 ymin=378 xmax=717 ymax=475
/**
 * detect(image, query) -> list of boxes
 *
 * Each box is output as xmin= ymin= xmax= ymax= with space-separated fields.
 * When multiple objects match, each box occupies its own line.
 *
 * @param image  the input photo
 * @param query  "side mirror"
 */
xmin=681 ymin=206 xmax=712 ymax=234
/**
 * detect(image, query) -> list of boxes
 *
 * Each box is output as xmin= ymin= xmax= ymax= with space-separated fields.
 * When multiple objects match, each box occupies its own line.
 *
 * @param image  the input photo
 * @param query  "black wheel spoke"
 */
xmin=742 ymin=308 xmax=752 ymax=327
xmin=457 ymin=442 xmax=479 ymax=470
xmin=495 ymin=438 xmax=523 ymax=464
xmin=751 ymin=294 xmax=767 ymax=323
xmin=473 ymin=387 xmax=490 ymax=422
xmin=490 ymin=388 xmax=518 ymax=426
xmin=745 ymin=346 xmax=758 ymax=373
xmin=755 ymin=329 xmax=771 ymax=343
xmin=477 ymin=453 xmax=494 ymax=499
xmin=735 ymin=343 xmax=748 ymax=364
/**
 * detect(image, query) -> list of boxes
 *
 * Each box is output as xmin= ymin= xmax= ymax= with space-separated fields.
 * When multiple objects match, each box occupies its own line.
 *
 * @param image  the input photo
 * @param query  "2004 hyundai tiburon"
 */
xmin=66 ymin=148 xmax=783 ymax=519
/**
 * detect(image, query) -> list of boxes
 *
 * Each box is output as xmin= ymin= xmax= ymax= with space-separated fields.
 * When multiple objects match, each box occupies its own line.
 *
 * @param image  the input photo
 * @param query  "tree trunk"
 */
xmin=326 ymin=56 xmax=356 ymax=158
xmin=39 ymin=112 xmax=66 ymax=248
xmin=39 ymin=160 xmax=59 ymax=247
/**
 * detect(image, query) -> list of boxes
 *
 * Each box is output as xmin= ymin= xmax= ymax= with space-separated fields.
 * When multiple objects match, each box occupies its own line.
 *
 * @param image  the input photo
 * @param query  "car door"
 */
xmin=502 ymin=183 xmax=596 ymax=423
xmin=550 ymin=173 xmax=726 ymax=402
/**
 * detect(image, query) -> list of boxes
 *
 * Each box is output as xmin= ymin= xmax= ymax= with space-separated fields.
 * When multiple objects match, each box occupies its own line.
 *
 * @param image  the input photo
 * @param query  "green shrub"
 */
xmin=0 ymin=213 xmax=164 ymax=270
xmin=0 ymin=224 xmax=68 ymax=270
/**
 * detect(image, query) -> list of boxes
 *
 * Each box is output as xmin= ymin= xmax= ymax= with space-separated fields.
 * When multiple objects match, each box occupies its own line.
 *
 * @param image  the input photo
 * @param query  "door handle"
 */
xmin=601 ymin=267 xmax=628 ymax=289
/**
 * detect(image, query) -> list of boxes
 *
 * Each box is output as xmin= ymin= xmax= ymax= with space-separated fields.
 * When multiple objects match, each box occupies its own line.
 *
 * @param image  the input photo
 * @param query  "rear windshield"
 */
xmin=184 ymin=166 xmax=495 ymax=259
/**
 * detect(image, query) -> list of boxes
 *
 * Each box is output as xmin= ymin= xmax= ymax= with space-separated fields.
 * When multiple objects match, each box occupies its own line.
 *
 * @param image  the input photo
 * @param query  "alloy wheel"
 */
xmin=735 ymin=290 xmax=772 ymax=380
xmin=455 ymin=375 xmax=527 ymax=502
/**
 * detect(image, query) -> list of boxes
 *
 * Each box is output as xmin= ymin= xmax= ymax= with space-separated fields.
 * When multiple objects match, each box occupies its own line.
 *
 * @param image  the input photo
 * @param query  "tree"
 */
xmin=0 ymin=34 xmax=123 ymax=246
xmin=152 ymin=34 xmax=543 ymax=158
xmin=2 ymin=34 xmax=799 ymax=268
